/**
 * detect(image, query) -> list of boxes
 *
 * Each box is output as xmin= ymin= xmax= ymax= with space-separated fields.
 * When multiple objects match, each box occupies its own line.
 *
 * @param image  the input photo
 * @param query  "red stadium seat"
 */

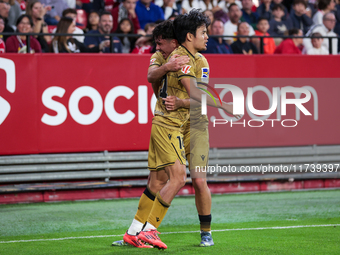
xmin=76 ymin=9 xmax=87 ymax=29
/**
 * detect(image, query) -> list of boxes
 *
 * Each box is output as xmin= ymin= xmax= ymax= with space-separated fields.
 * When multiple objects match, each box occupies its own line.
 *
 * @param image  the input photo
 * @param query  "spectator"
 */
xmin=181 ymin=0 xmax=217 ymax=13
xmin=26 ymin=1 xmax=51 ymax=52
xmin=306 ymin=32 xmax=329 ymax=54
xmin=84 ymin=11 xmax=122 ymax=53
xmin=131 ymin=22 xmax=156 ymax=53
xmin=272 ymin=0 xmax=288 ymax=18
xmin=84 ymin=10 xmax=99 ymax=33
xmin=111 ymin=0 xmax=142 ymax=34
xmin=268 ymin=3 xmax=293 ymax=40
xmin=202 ymin=19 xmax=233 ymax=53
xmin=256 ymin=0 xmax=273 ymax=20
xmin=115 ymin=18 xmax=136 ymax=53
xmin=303 ymin=12 xmax=338 ymax=54
xmin=274 ymin=28 xmax=303 ymax=54
xmin=203 ymin=9 xmax=214 ymax=34
xmin=312 ymin=0 xmax=335 ymax=26
xmin=217 ymin=0 xmax=243 ymax=14
xmin=213 ymin=2 xmax=229 ymax=24
xmin=240 ymin=0 xmax=259 ymax=29
xmin=135 ymin=0 xmax=164 ymax=30
xmin=290 ymin=0 xmax=312 ymax=34
xmin=254 ymin=17 xmax=276 ymax=53
xmin=161 ymin=0 xmax=178 ymax=20
xmin=6 ymin=0 xmax=21 ymax=28
xmin=39 ymin=0 xmax=69 ymax=25
xmin=51 ymin=17 xmax=109 ymax=53
xmin=6 ymin=14 xmax=42 ymax=53
xmin=0 ymin=15 xmax=5 ymax=52
xmin=224 ymin=3 xmax=255 ymax=44
xmin=231 ymin=21 xmax=258 ymax=54
xmin=304 ymin=0 xmax=316 ymax=18
xmin=59 ymin=8 xmax=85 ymax=43
xmin=77 ymin=0 xmax=105 ymax=14
xmin=0 ymin=0 xmax=14 ymax=41
xmin=289 ymin=0 xmax=314 ymax=18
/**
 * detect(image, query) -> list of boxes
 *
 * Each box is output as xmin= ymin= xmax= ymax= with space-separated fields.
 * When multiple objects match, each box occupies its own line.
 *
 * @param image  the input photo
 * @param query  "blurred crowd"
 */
xmin=0 ymin=0 xmax=339 ymax=54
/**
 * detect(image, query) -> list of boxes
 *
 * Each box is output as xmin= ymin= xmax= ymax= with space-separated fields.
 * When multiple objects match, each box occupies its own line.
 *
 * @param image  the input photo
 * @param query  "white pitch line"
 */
xmin=1 ymin=224 xmax=339 ymax=244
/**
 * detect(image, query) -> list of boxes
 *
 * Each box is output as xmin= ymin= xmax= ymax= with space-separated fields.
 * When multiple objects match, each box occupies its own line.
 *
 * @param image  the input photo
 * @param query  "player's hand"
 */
xmin=165 ymin=54 xmax=190 ymax=72
xmin=163 ymin=96 xmax=183 ymax=111
xmin=223 ymin=102 xmax=242 ymax=119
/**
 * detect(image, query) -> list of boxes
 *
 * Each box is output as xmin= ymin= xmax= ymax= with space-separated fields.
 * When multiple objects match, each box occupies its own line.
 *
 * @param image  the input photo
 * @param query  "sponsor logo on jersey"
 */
xmin=202 ymin=67 xmax=209 ymax=78
xmin=150 ymin=58 xmax=156 ymax=65
xmin=181 ymin=65 xmax=191 ymax=74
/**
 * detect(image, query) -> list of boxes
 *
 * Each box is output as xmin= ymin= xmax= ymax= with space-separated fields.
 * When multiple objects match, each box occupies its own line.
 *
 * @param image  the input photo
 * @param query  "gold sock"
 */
xmin=199 ymin=214 xmax=212 ymax=232
xmin=147 ymin=192 xmax=170 ymax=228
xmin=134 ymin=186 xmax=156 ymax=224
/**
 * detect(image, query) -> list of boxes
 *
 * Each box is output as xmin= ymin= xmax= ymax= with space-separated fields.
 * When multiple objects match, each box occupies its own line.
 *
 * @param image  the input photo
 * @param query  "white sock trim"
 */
xmin=127 ymin=219 xmax=144 ymax=235
xmin=143 ymin=222 xmax=157 ymax=231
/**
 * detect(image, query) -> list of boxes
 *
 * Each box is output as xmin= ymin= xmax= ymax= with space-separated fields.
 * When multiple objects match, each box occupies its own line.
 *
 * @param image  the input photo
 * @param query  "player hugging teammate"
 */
xmin=112 ymin=9 xmax=238 ymax=250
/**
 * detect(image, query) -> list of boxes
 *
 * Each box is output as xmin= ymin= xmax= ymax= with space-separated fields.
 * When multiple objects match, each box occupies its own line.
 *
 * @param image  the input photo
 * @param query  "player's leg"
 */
xmin=192 ymin=177 xmax=214 ymax=246
xmin=112 ymin=170 xmax=168 ymax=247
xmin=138 ymin=126 xmax=187 ymax=249
xmin=139 ymin=160 xmax=187 ymax=249
xmin=113 ymin=125 xmax=169 ymax=248
xmin=185 ymin=126 xmax=214 ymax=246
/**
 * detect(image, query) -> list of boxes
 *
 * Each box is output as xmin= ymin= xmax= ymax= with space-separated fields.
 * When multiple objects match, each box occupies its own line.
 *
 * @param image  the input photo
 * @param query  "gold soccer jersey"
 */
xmin=149 ymin=51 xmax=166 ymax=68
xmin=190 ymin=53 xmax=210 ymax=127
xmin=152 ymin=46 xmax=198 ymax=131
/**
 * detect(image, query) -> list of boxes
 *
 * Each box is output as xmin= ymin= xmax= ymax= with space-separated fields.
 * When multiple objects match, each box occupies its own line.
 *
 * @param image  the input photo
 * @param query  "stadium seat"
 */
xmin=76 ymin=9 xmax=87 ymax=29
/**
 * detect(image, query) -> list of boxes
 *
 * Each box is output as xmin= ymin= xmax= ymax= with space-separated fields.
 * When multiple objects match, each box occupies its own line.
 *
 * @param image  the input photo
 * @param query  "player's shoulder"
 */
xmin=171 ymin=46 xmax=195 ymax=60
xmin=150 ymin=51 xmax=165 ymax=66
xmin=195 ymin=53 xmax=209 ymax=69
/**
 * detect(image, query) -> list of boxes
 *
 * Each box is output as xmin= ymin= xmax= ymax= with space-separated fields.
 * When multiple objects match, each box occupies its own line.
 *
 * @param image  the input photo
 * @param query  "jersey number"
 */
xmin=177 ymin=136 xmax=183 ymax=149
xmin=159 ymin=74 xmax=168 ymax=99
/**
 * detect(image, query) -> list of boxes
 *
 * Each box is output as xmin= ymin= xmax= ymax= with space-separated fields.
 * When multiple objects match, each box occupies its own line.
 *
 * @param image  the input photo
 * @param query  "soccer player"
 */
xmin=113 ymin=10 xmax=237 ymax=249
xmin=148 ymin=22 xmax=215 ymax=246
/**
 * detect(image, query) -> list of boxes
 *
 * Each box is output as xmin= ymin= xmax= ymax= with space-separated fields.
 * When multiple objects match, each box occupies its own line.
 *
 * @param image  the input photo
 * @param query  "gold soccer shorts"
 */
xmin=148 ymin=124 xmax=186 ymax=171
xmin=183 ymin=125 xmax=209 ymax=171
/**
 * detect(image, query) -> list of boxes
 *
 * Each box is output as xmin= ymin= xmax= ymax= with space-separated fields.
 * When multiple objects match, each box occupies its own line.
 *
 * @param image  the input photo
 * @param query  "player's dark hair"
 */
xmin=152 ymin=20 xmax=175 ymax=40
xmin=173 ymin=9 xmax=211 ymax=44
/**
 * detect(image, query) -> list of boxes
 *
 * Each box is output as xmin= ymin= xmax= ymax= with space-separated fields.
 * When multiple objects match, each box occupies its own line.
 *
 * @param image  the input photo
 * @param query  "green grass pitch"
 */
xmin=0 ymin=190 xmax=339 ymax=254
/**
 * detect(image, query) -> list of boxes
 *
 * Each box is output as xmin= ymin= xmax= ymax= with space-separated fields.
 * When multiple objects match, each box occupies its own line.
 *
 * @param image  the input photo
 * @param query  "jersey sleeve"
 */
xmin=149 ymin=52 xmax=165 ymax=68
xmin=177 ymin=58 xmax=196 ymax=81
xmin=195 ymin=56 xmax=210 ymax=86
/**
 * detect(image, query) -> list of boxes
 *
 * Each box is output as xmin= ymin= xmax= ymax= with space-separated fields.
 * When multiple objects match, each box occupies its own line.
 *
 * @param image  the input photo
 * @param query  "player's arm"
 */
xmin=163 ymin=97 xmax=200 ymax=111
xmin=147 ymin=55 xmax=190 ymax=83
xmin=181 ymin=77 xmax=240 ymax=118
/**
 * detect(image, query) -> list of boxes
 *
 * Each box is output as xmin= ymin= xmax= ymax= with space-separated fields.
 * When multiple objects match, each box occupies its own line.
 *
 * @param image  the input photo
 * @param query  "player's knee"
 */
xmin=148 ymin=180 xmax=166 ymax=193
xmin=171 ymin=171 xmax=186 ymax=188
xmin=192 ymin=178 xmax=208 ymax=192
